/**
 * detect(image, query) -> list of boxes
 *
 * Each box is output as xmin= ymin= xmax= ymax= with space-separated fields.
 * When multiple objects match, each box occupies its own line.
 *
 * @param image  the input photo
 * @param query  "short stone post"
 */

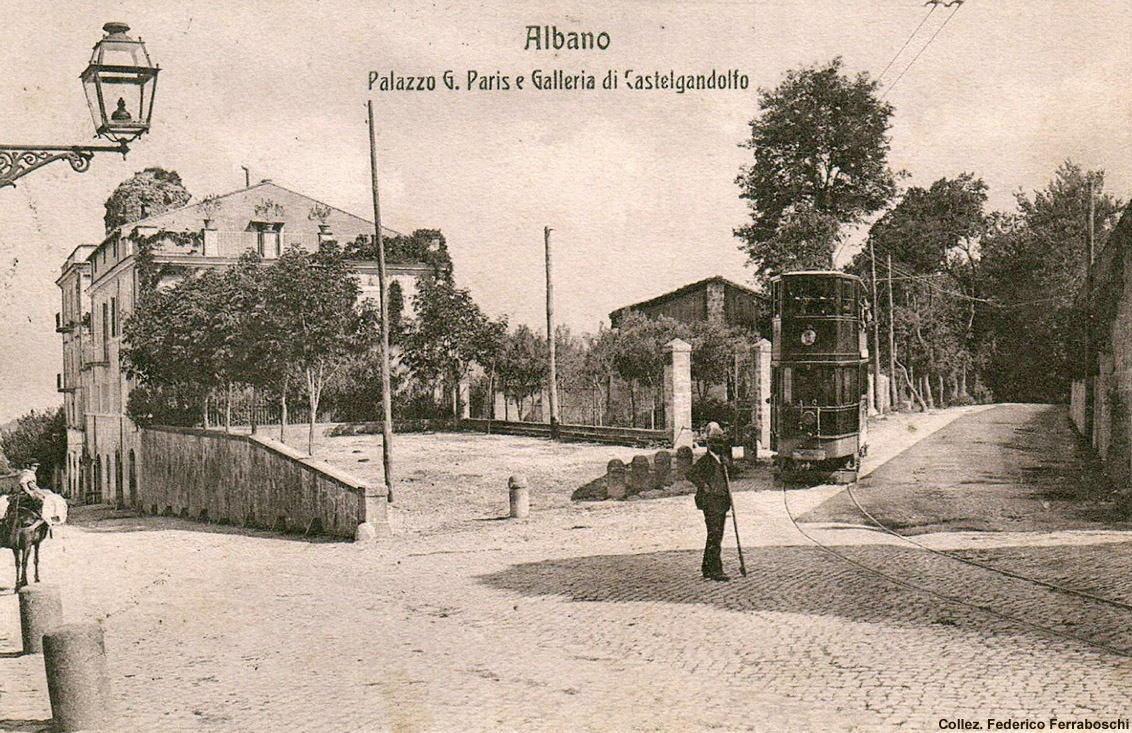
xmin=664 ymin=338 xmax=694 ymax=450
xmin=675 ymin=445 xmax=694 ymax=480
xmin=606 ymin=459 xmax=627 ymax=500
xmin=654 ymin=451 xmax=672 ymax=486
xmin=508 ymin=474 xmax=529 ymax=518
xmin=19 ymin=584 xmax=63 ymax=654
xmin=355 ymin=488 xmax=390 ymax=542
xmin=43 ymin=622 xmax=111 ymax=731
xmin=629 ymin=456 xmax=652 ymax=495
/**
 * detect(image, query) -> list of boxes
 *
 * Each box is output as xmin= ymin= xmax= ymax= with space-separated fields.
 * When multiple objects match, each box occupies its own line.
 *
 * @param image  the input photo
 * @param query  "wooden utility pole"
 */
xmin=868 ymin=240 xmax=882 ymax=413
xmin=1085 ymin=178 xmax=1095 ymax=439
xmin=887 ymin=254 xmax=898 ymax=410
xmin=545 ymin=226 xmax=560 ymax=438
xmin=367 ymin=100 xmax=395 ymax=503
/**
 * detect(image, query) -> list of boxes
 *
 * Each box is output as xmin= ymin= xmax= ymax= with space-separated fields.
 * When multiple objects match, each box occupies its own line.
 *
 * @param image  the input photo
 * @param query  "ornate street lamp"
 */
xmin=0 ymin=22 xmax=160 ymax=188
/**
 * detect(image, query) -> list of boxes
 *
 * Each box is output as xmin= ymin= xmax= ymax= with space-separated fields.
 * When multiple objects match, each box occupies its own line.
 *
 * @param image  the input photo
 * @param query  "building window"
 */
xmin=252 ymin=222 xmax=283 ymax=258
xmin=110 ymin=297 xmax=117 ymax=337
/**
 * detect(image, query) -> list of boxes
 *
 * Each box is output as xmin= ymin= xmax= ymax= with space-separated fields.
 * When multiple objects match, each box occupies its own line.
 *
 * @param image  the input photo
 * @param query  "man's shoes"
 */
xmin=705 ymin=572 xmax=731 ymax=582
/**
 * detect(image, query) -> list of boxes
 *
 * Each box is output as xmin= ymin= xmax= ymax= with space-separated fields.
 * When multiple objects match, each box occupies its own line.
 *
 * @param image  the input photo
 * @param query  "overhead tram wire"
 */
xmin=857 ymin=239 xmax=1065 ymax=310
xmin=880 ymin=1 xmax=964 ymax=100
xmin=875 ymin=2 xmax=939 ymax=86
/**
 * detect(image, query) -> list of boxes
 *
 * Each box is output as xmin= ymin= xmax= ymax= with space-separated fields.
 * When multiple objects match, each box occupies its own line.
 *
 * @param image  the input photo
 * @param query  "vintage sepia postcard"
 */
xmin=1 ymin=2 xmax=1130 ymax=731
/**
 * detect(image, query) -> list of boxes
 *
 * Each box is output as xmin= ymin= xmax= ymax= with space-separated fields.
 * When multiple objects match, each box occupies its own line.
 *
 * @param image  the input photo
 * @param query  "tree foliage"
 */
xmin=0 ymin=407 xmax=65 ymax=484
xmin=736 ymin=57 xmax=895 ymax=281
xmin=122 ymin=242 xmax=377 ymax=452
xmin=402 ymin=276 xmax=503 ymax=416
xmin=979 ymin=162 xmax=1123 ymax=402
xmin=103 ymin=167 xmax=191 ymax=233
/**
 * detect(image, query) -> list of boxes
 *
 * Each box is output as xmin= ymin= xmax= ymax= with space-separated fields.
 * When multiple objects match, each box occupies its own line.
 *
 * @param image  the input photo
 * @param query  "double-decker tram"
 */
xmin=770 ymin=271 xmax=869 ymax=482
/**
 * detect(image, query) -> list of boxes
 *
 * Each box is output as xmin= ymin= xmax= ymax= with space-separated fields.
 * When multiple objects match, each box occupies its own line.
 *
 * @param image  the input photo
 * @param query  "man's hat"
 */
xmin=705 ymin=422 xmax=725 ymax=439
xmin=27 ymin=461 xmax=39 ymax=467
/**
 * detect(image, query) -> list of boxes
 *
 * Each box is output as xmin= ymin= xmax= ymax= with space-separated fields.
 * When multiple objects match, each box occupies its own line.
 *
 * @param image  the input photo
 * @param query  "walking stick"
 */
xmin=720 ymin=460 xmax=747 ymax=577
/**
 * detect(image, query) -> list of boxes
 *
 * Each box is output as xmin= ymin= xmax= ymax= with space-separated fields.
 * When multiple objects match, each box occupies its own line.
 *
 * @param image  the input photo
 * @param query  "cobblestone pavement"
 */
xmin=2 ymin=405 xmax=1131 ymax=732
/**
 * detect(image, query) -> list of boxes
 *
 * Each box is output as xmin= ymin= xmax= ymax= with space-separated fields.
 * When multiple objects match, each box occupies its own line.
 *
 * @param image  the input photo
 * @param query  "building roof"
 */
xmin=110 ymin=179 xmax=403 ymax=240
xmin=611 ymin=275 xmax=766 ymax=316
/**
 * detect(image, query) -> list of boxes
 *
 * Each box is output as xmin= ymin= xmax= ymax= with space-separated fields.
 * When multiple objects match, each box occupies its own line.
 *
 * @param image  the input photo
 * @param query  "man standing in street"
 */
xmin=688 ymin=423 xmax=732 ymax=582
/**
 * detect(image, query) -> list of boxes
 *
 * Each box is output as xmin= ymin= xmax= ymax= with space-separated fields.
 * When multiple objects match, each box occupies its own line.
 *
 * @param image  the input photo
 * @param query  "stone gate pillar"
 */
xmin=664 ymin=338 xmax=693 ymax=449
xmin=754 ymin=338 xmax=771 ymax=450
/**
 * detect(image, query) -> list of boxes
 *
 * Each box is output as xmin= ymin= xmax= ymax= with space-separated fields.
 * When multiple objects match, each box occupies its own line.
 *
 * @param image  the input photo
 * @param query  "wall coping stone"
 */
xmin=145 ymin=425 xmax=370 ymax=496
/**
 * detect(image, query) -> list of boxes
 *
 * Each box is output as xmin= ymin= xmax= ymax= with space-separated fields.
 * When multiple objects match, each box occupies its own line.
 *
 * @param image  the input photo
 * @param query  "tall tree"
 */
xmin=852 ymin=174 xmax=989 ymax=406
xmin=980 ymin=162 xmax=1123 ymax=402
xmin=736 ymin=57 xmax=895 ymax=280
xmin=611 ymin=312 xmax=686 ymax=428
xmin=263 ymin=242 xmax=365 ymax=454
xmin=103 ymin=167 xmax=191 ymax=233
xmin=402 ymin=276 xmax=498 ymax=418
xmin=496 ymin=325 xmax=548 ymax=418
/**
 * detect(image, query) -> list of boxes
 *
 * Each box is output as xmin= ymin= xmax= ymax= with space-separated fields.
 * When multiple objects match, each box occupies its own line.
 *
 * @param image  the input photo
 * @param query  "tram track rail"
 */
xmin=843 ymin=482 xmax=1132 ymax=614
xmin=780 ymin=481 xmax=1132 ymax=659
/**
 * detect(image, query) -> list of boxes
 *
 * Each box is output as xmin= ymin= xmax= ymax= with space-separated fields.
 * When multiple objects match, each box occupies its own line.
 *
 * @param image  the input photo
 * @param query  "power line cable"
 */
xmin=881 ymin=3 xmax=963 ymax=100
xmin=876 ymin=3 xmax=938 ymax=84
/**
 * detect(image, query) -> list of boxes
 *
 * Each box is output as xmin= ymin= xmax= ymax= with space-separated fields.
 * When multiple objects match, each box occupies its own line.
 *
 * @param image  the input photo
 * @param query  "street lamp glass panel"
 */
xmin=80 ymin=22 xmax=159 ymax=143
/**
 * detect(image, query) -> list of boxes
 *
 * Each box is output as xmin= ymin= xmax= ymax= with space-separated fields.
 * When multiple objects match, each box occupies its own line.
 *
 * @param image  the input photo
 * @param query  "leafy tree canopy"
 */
xmin=104 ymin=167 xmax=191 ymax=233
xmin=0 ymin=407 xmax=65 ymax=484
xmin=736 ymin=57 xmax=895 ymax=281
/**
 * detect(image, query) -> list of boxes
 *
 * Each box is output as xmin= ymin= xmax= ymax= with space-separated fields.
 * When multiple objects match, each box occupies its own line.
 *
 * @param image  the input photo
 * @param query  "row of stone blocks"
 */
xmin=605 ymin=446 xmax=696 ymax=500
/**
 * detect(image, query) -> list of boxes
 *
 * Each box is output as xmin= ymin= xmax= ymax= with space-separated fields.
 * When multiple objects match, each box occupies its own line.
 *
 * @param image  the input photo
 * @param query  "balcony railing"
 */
xmin=55 ymin=312 xmax=75 ymax=333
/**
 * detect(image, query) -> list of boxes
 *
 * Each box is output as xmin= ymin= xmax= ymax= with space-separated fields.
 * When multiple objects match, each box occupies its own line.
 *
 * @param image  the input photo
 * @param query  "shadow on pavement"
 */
xmin=478 ymin=543 xmax=1132 ymax=652
xmin=66 ymin=514 xmax=349 ymax=544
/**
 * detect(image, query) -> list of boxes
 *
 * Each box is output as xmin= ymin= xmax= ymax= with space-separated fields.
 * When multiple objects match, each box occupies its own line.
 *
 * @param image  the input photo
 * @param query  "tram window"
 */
xmin=789 ymin=279 xmax=837 ymax=317
xmin=790 ymin=364 xmax=838 ymax=405
xmin=839 ymin=280 xmax=856 ymax=315
xmin=839 ymin=367 xmax=860 ymax=402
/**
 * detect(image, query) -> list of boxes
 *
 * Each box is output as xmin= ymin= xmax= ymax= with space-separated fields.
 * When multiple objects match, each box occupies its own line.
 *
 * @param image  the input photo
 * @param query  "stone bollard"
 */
xmin=19 ymin=584 xmax=63 ymax=655
xmin=606 ymin=459 xmax=627 ymax=500
xmin=654 ymin=451 xmax=672 ymax=487
xmin=675 ymin=445 xmax=694 ymax=480
xmin=508 ymin=474 xmax=529 ymax=518
xmin=43 ymin=622 xmax=111 ymax=732
xmin=629 ymin=456 xmax=652 ymax=495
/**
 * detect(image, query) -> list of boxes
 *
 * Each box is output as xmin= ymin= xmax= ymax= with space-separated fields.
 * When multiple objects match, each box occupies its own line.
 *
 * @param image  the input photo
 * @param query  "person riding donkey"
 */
xmin=1 ymin=461 xmax=65 ymax=531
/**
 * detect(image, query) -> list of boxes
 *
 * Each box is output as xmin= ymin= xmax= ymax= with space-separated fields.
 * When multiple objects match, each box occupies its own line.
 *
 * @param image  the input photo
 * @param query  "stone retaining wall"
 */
xmin=139 ymin=426 xmax=383 ymax=539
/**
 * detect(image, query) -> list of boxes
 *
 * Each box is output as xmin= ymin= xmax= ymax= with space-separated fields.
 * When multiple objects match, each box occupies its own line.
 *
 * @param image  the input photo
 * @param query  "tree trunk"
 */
xmin=960 ymin=367 xmax=969 ymax=399
xmin=896 ymin=360 xmax=928 ymax=411
xmin=938 ymin=374 xmax=945 ymax=408
xmin=225 ymin=381 xmax=233 ymax=433
xmin=629 ymin=383 xmax=637 ymax=428
xmin=250 ymin=386 xmax=258 ymax=435
xmin=203 ymin=394 xmax=210 ymax=429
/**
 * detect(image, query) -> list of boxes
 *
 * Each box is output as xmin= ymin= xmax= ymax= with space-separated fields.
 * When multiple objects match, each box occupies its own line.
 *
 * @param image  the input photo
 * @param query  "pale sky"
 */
xmin=1 ymin=0 xmax=1130 ymax=422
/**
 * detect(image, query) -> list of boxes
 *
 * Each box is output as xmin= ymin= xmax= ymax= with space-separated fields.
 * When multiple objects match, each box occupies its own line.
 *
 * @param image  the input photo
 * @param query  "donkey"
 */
xmin=2 ymin=494 xmax=50 ymax=590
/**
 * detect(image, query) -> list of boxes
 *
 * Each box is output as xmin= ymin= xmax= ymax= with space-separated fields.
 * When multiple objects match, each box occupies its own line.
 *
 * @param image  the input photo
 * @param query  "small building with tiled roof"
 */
xmin=608 ymin=275 xmax=767 ymax=331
